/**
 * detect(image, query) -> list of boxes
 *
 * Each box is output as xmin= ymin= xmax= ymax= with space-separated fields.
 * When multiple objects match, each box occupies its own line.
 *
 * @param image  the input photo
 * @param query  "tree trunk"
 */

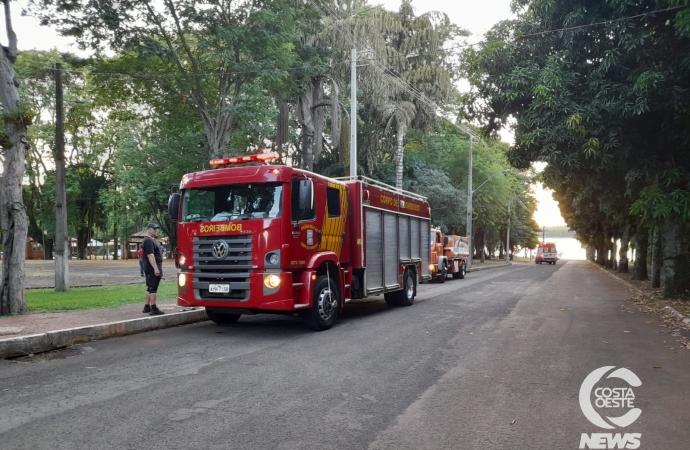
xmin=596 ymin=236 xmax=606 ymax=265
xmin=651 ymin=225 xmax=661 ymax=288
xmin=395 ymin=122 xmax=405 ymax=190
xmin=661 ymin=220 xmax=690 ymax=297
xmin=113 ymin=222 xmax=119 ymax=261
xmin=297 ymin=78 xmax=324 ymax=172
xmin=0 ymin=3 xmax=29 ymax=315
xmin=604 ymin=230 xmax=613 ymax=268
xmin=632 ymin=225 xmax=648 ymax=281
xmin=618 ymin=224 xmax=630 ymax=273
xmin=611 ymin=236 xmax=618 ymax=271
xmin=480 ymin=231 xmax=486 ymax=263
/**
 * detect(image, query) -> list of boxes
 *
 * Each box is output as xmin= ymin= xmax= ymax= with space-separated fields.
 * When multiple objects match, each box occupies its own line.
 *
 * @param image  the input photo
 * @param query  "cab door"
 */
xmin=319 ymin=182 xmax=348 ymax=260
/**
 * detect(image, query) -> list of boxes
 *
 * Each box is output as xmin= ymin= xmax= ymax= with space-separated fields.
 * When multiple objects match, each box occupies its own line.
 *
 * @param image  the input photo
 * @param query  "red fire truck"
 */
xmin=168 ymin=153 xmax=432 ymax=331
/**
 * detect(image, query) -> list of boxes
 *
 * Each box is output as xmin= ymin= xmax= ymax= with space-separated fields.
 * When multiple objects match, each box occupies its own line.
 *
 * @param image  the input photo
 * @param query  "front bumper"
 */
xmin=177 ymin=270 xmax=315 ymax=312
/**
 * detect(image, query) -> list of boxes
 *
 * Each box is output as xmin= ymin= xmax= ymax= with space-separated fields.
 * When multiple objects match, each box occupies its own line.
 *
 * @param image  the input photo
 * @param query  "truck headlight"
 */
xmin=264 ymin=274 xmax=280 ymax=288
xmin=178 ymin=273 xmax=186 ymax=287
xmin=429 ymin=264 xmax=435 ymax=272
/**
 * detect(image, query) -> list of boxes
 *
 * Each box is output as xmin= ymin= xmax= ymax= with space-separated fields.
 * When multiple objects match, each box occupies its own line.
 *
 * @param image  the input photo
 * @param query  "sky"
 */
xmin=4 ymin=0 xmax=567 ymax=228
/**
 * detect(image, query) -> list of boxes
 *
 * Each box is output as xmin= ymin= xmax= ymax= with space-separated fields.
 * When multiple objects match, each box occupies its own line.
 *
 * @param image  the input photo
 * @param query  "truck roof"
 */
xmin=180 ymin=165 xmax=345 ymax=190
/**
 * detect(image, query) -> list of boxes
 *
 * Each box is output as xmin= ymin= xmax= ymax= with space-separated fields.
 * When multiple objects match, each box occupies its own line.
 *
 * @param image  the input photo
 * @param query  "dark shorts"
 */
xmin=145 ymin=272 xmax=161 ymax=293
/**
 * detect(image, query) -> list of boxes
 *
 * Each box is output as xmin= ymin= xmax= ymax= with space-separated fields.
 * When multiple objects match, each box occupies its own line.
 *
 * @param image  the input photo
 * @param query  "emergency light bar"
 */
xmin=209 ymin=152 xmax=279 ymax=167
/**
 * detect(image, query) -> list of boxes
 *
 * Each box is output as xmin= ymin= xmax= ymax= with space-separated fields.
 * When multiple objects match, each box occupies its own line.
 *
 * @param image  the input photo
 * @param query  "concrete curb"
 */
xmin=0 ymin=309 xmax=208 ymax=359
xmin=467 ymin=262 xmax=512 ymax=273
xmin=588 ymin=260 xmax=644 ymax=295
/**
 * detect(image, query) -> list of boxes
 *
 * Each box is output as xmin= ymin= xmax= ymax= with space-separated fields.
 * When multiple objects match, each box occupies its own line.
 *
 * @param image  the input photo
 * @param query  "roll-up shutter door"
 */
xmin=399 ymin=216 xmax=410 ymax=261
xmin=365 ymin=209 xmax=383 ymax=290
xmin=411 ymin=218 xmax=420 ymax=260
xmin=383 ymin=213 xmax=399 ymax=287
xmin=421 ymin=220 xmax=430 ymax=276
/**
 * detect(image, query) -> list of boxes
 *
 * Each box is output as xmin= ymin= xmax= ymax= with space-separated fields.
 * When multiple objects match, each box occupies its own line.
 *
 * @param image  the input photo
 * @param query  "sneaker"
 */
xmin=142 ymin=305 xmax=151 ymax=313
xmin=150 ymin=305 xmax=165 ymax=316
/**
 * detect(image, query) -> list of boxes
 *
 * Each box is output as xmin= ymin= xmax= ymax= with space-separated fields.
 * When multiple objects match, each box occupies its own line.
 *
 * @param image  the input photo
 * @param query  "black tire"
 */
xmin=438 ymin=263 xmax=447 ymax=283
xmin=384 ymin=291 xmax=399 ymax=307
xmin=206 ymin=308 xmax=241 ymax=324
xmin=304 ymin=275 xmax=339 ymax=331
xmin=396 ymin=269 xmax=416 ymax=307
xmin=457 ymin=261 xmax=466 ymax=279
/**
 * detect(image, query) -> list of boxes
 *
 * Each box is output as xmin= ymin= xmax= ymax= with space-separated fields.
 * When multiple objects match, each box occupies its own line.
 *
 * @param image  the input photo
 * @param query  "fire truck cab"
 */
xmin=169 ymin=153 xmax=432 ymax=331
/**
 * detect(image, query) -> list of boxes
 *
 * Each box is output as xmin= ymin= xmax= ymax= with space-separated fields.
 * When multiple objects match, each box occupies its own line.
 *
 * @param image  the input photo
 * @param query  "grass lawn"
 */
xmin=25 ymin=282 xmax=179 ymax=313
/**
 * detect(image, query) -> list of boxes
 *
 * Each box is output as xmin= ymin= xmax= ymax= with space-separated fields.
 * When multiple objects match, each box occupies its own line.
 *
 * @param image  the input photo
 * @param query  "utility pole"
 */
xmin=542 ymin=225 xmax=545 ymax=244
xmin=350 ymin=48 xmax=357 ymax=177
xmin=54 ymin=63 xmax=69 ymax=291
xmin=465 ymin=138 xmax=474 ymax=268
xmin=505 ymin=198 xmax=511 ymax=262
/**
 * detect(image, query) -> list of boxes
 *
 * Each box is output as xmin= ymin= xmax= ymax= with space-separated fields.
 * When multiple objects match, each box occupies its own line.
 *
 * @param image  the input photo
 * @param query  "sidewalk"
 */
xmin=0 ymin=301 xmax=207 ymax=359
xmin=466 ymin=259 xmax=515 ymax=272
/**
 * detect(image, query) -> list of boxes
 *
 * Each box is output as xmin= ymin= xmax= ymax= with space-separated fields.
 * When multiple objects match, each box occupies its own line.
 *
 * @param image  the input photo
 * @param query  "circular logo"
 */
xmin=211 ymin=240 xmax=229 ymax=260
xmin=579 ymin=366 xmax=642 ymax=429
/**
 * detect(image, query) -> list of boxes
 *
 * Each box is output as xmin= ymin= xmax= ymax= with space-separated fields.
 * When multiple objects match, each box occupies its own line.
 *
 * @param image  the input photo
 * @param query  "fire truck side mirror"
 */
xmin=298 ymin=180 xmax=313 ymax=211
xmin=168 ymin=193 xmax=181 ymax=223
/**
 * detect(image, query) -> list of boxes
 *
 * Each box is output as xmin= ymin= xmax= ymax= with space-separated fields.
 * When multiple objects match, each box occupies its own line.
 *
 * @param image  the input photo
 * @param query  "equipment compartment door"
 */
xmin=383 ymin=213 xmax=399 ymax=287
xmin=365 ymin=209 xmax=383 ymax=290
xmin=421 ymin=220 xmax=430 ymax=276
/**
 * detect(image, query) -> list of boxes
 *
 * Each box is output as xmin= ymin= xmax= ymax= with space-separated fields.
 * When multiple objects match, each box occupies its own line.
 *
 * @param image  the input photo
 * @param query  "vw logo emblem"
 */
xmin=212 ymin=240 xmax=229 ymax=260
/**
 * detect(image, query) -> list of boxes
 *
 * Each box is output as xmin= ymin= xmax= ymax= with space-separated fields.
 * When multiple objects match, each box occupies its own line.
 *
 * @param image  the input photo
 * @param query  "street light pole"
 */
xmin=350 ymin=48 xmax=357 ymax=177
xmin=506 ymin=198 xmax=511 ymax=262
xmin=466 ymin=137 xmax=474 ymax=269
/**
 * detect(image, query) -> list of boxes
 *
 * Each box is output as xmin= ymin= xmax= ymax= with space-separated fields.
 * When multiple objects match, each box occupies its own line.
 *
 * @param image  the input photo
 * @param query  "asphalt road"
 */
xmin=1 ymin=261 xmax=689 ymax=449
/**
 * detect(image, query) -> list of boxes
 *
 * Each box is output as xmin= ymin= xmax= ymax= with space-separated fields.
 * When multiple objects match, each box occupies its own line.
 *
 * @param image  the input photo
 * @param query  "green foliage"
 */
xmin=466 ymin=0 xmax=690 ymax=291
xmin=26 ymin=282 xmax=177 ymax=312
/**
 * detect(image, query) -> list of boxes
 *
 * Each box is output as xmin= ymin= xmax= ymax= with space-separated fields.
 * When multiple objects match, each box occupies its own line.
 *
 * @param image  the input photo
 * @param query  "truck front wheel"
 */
xmin=206 ymin=309 xmax=241 ymax=324
xmin=304 ymin=275 xmax=339 ymax=331
xmin=438 ymin=263 xmax=447 ymax=283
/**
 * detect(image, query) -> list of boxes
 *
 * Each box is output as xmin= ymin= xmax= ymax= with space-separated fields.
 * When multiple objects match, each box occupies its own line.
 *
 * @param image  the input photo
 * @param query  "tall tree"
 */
xmin=31 ymin=0 xmax=303 ymax=159
xmin=0 ymin=0 xmax=31 ymax=315
xmin=464 ymin=0 xmax=690 ymax=295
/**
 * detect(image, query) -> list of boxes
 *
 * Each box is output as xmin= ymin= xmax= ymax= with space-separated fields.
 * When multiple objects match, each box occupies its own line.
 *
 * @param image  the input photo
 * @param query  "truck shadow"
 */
xmin=200 ymin=298 xmax=396 ymax=334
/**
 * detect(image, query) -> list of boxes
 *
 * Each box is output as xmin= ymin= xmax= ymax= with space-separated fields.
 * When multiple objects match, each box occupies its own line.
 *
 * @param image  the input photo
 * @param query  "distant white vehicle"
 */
xmin=536 ymin=243 xmax=558 ymax=265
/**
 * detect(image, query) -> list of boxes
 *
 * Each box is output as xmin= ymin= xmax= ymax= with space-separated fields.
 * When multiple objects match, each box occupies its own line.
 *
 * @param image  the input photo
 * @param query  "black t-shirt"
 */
xmin=142 ymin=237 xmax=163 ymax=273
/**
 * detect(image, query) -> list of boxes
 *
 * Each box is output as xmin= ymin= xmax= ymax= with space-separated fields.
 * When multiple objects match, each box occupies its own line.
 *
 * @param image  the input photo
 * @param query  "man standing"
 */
xmin=142 ymin=223 xmax=165 ymax=316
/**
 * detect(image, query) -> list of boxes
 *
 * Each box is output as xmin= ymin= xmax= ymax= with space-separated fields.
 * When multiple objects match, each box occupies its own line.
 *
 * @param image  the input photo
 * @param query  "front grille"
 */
xmin=192 ymin=235 xmax=252 ymax=301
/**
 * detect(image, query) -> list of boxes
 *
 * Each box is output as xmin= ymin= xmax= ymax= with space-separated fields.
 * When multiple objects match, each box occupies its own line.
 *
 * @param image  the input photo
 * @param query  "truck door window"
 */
xmin=326 ymin=187 xmax=341 ymax=218
xmin=291 ymin=180 xmax=315 ymax=222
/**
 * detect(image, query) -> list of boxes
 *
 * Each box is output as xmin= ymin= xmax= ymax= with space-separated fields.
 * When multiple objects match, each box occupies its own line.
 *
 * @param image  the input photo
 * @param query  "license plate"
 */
xmin=209 ymin=284 xmax=230 ymax=294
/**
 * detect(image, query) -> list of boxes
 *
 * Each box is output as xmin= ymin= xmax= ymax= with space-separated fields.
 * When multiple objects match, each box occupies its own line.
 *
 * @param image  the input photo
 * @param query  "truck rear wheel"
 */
xmin=206 ymin=309 xmax=241 ymax=324
xmin=454 ymin=261 xmax=466 ymax=279
xmin=397 ymin=269 xmax=416 ymax=307
xmin=384 ymin=292 xmax=399 ymax=307
xmin=304 ymin=275 xmax=339 ymax=331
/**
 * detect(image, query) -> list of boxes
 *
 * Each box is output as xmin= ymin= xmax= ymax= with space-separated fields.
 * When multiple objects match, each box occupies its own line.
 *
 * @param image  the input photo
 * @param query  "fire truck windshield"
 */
xmin=181 ymin=183 xmax=283 ymax=222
